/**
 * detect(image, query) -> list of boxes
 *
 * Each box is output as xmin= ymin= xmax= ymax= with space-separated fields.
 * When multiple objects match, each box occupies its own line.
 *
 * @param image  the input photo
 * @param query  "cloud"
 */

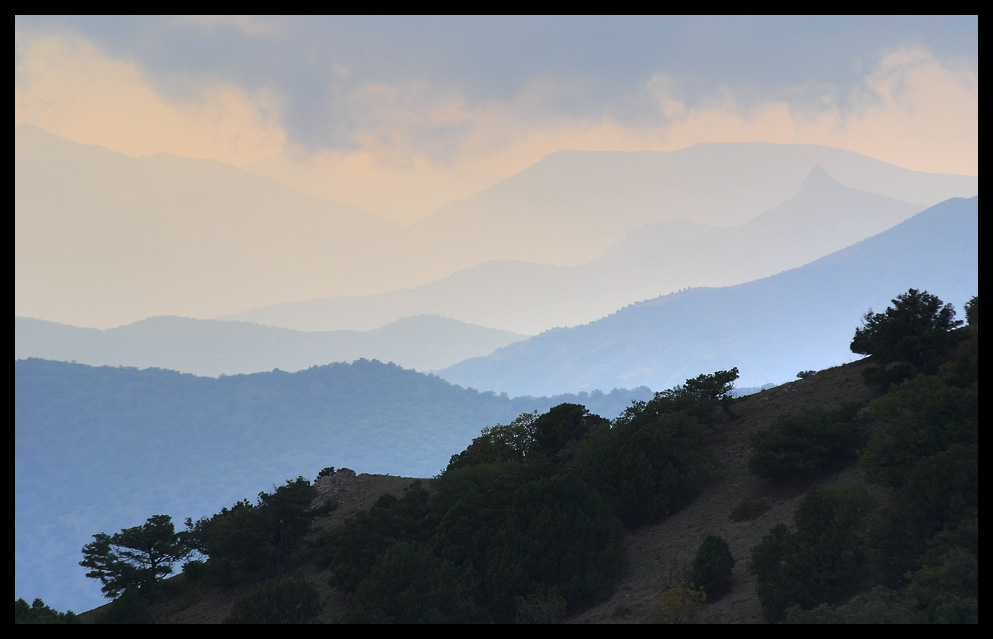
xmin=170 ymin=15 xmax=286 ymax=38
xmin=324 ymin=44 xmax=977 ymax=180
xmin=14 ymin=31 xmax=287 ymax=165
xmin=13 ymin=22 xmax=977 ymax=224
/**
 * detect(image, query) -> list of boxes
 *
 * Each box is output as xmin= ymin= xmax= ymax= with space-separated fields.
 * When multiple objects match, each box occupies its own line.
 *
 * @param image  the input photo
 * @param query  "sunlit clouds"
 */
xmin=14 ymin=17 xmax=977 ymax=223
xmin=14 ymin=32 xmax=286 ymax=166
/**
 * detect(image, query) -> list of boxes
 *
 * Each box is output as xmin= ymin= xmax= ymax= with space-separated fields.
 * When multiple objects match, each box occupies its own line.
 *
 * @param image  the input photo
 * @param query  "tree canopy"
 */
xmin=851 ymin=289 xmax=963 ymax=371
xmin=80 ymin=514 xmax=189 ymax=600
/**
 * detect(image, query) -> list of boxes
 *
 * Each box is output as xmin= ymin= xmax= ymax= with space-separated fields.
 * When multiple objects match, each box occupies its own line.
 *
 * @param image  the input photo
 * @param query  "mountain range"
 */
xmin=14 ymin=124 xmax=979 ymax=616
xmin=223 ymin=164 xmax=929 ymax=335
xmin=438 ymin=196 xmax=979 ymax=396
xmin=16 ymin=124 xmax=977 ymax=331
xmin=14 ymin=314 xmax=525 ymax=376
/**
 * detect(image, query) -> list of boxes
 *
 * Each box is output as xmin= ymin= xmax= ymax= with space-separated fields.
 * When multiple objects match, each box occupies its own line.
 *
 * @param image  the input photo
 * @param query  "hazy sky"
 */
xmin=15 ymin=15 xmax=978 ymax=222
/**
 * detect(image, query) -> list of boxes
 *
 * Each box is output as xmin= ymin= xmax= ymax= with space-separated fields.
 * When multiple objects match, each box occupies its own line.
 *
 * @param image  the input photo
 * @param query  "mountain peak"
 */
xmin=799 ymin=164 xmax=841 ymax=191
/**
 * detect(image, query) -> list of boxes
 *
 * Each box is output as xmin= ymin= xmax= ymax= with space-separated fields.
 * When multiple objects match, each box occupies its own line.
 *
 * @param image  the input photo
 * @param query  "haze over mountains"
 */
xmin=439 ymin=196 xmax=979 ymax=396
xmin=16 ymin=124 xmax=977 ymax=332
xmin=224 ymin=165 xmax=929 ymax=335
xmin=14 ymin=123 xmax=978 ymax=616
xmin=14 ymin=314 xmax=525 ymax=377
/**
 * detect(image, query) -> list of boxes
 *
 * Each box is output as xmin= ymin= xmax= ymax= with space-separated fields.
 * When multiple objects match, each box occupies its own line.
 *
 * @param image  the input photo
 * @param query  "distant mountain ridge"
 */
xmin=408 ymin=142 xmax=978 ymax=268
xmin=437 ymin=196 xmax=979 ymax=395
xmin=16 ymin=125 xmax=978 ymax=330
xmin=14 ymin=314 xmax=527 ymax=376
xmin=224 ymin=164 xmax=927 ymax=335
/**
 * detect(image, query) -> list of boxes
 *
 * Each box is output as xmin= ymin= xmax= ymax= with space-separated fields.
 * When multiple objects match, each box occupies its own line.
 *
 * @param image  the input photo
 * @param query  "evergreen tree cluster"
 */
xmin=320 ymin=370 xmax=735 ymax=622
xmin=748 ymin=290 xmax=978 ymax=623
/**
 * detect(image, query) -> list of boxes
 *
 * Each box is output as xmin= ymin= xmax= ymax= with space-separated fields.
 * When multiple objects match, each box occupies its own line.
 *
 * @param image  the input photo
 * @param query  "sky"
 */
xmin=14 ymin=15 xmax=978 ymax=224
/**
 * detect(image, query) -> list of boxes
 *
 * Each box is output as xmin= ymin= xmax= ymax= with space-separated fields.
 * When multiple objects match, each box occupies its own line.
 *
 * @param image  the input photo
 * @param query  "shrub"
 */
xmin=573 ymin=411 xmax=708 ymax=527
xmin=224 ymin=578 xmax=321 ymax=624
xmin=691 ymin=535 xmax=735 ymax=599
xmin=750 ymin=486 xmax=874 ymax=622
xmin=343 ymin=542 xmax=478 ymax=623
xmin=748 ymin=404 xmax=864 ymax=479
xmin=645 ymin=585 xmax=707 ymax=624
xmin=860 ymin=376 xmax=977 ymax=487
xmin=94 ymin=587 xmax=153 ymax=624
xmin=780 ymin=586 xmax=925 ymax=624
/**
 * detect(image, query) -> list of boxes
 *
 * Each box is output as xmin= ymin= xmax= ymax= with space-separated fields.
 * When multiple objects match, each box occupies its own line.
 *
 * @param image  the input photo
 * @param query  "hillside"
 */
xmin=14 ymin=314 xmax=527 ymax=376
xmin=74 ymin=356 xmax=888 ymax=624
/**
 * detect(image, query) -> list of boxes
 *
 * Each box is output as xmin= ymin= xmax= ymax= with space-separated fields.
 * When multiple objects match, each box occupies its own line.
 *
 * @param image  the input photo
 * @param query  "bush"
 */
xmin=645 ymin=585 xmax=707 ymax=624
xmin=860 ymin=375 xmax=977 ymax=487
xmin=324 ymin=483 xmax=434 ymax=593
xmin=617 ymin=368 xmax=739 ymax=428
xmin=343 ymin=542 xmax=478 ymax=624
xmin=780 ymin=586 xmax=925 ymax=624
xmin=482 ymin=471 xmax=625 ymax=620
xmin=224 ymin=578 xmax=321 ymax=624
xmin=691 ymin=535 xmax=735 ymax=599
xmin=748 ymin=404 xmax=864 ymax=480
xmin=750 ymin=486 xmax=874 ymax=623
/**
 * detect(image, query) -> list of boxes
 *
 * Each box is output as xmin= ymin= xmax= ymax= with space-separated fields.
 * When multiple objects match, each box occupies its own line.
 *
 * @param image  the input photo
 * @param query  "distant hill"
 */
xmin=223 ymin=165 xmax=927 ymax=335
xmin=14 ymin=124 xmax=409 ymax=328
xmin=438 ymin=196 xmax=979 ymax=395
xmin=408 ymin=142 xmax=977 ymax=268
xmin=17 ymin=125 xmax=977 ymax=331
xmin=14 ymin=357 xmax=650 ymax=614
xmin=14 ymin=314 xmax=527 ymax=376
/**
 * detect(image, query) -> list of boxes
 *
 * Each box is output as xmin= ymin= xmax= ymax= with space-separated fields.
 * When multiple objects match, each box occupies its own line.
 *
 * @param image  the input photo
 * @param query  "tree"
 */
xmin=750 ymin=487 xmax=874 ymax=622
xmin=616 ymin=368 xmax=739 ymax=428
xmin=851 ymin=289 xmax=963 ymax=372
xmin=80 ymin=514 xmax=189 ymax=599
xmin=445 ymin=411 xmax=539 ymax=472
xmin=186 ymin=477 xmax=314 ymax=583
xmin=14 ymin=598 xmax=79 ymax=624
xmin=692 ymin=535 xmax=735 ymax=599
xmin=531 ymin=403 xmax=608 ymax=459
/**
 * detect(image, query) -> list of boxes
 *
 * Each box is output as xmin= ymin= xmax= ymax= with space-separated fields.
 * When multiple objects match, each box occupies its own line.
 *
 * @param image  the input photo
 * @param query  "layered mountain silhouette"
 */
xmin=223 ymin=165 xmax=929 ymax=335
xmin=15 ymin=124 xmax=409 ymax=328
xmin=16 ymin=124 xmax=977 ymax=331
xmin=407 ymin=142 xmax=978 ymax=268
xmin=438 ymin=196 xmax=979 ymax=396
xmin=14 ymin=314 xmax=526 ymax=376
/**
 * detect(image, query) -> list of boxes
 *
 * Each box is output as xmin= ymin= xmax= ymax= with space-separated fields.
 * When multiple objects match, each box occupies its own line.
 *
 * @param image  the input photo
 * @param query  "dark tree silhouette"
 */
xmin=80 ymin=514 xmax=189 ymax=599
